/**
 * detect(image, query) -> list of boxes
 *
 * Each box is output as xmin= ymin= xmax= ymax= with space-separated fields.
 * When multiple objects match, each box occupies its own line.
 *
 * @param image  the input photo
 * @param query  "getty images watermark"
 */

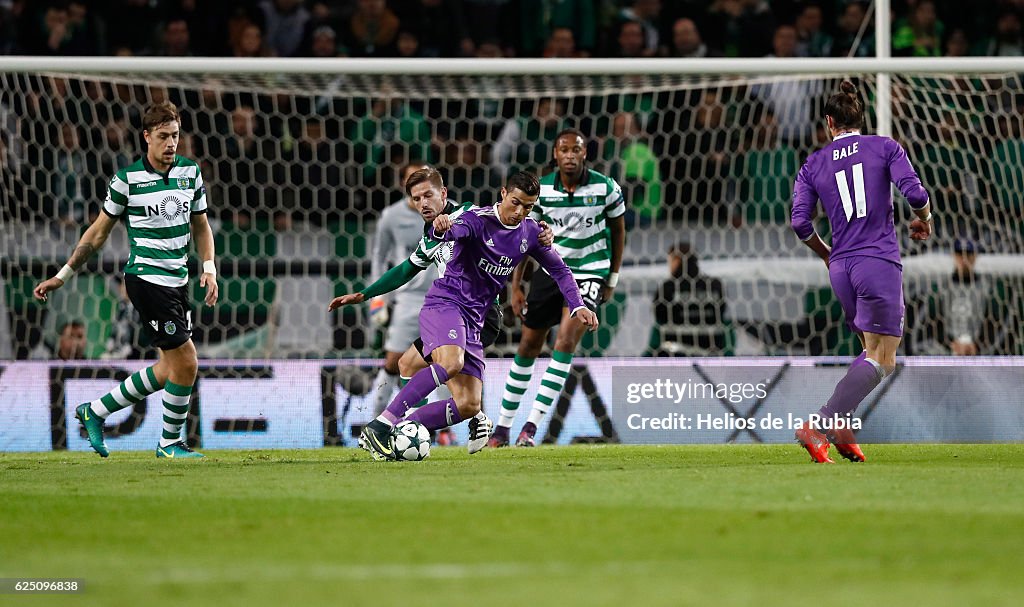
xmin=623 ymin=378 xmax=860 ymax=432
xmin=611 ymin=367 xmax=863 ymax=444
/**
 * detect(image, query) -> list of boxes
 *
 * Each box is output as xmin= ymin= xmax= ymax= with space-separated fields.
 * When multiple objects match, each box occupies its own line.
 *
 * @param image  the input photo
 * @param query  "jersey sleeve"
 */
xmin=103 ymin=172 xmax=129 ymax=217
xmin=886 ymin=138 xmax=930 ymax=209
xmin=528 ymin=222 xmax=586 ymax=311
xmin=790 ymin=161 xmax=818 ymax=241
xmin=408 ymin=233 xmax=439 ymax=269
xmin=604 ymin=177 xmax=626 ymax=218
xmin=191 ymin=170 xmax=208 ymax=214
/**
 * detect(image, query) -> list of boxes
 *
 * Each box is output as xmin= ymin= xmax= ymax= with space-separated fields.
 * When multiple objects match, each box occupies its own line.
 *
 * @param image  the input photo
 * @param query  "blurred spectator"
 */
xmin=489 ymin=97 xmax=566 ymax=181
xmin=341 ymin=0 xmax=400 ymax=57
xmin=601 ymin=111 xmax=662 ymax=227
xmin=232 ymin=22 xmax=275 ymax=57
xmin=670 ymin=18 xmax=718 ymax=58
xmin=259 ymin=0 xmax=310 ymax=57
xmin=25 ymin=3 xmax=94 ymax=55
xmin=615 ymin=20 xmax=653 ymax=58
xmin=48 ymin=123 xmax=88 ymax=226
xmin=544 ymin=27 xmax=580 ymax=58
xmin=976 ymin=11 xmax=1024 ymax=56
xmin=395 ymin=0 xmax=473 ymax=57
xmin=31 ymin=320 xmax=88 ymax=361
xmin=831 ymin=1 xmax=874 ymax=57
xmin=704 ymin=0 xmax=776 ymax=57
xmin=795 ymin=3 xmax=832 ymax=57
xmin=154 ymin=18 xmax=192 ymax=57
xmin=0 ymin=0 xmax=22 ymax=54
xmin=910 ymin=239 xmax=1018 ymax=356
xmin=739 ymin=110 xmax=799 ymax=224
xmin=893 ymin=0 xmax=943 ymax=57
xmin=349 ymin=95 xmax=433 ymax=186
xmin=518 ymin=0 xmax=595 ymax=57
xmin=308 ymin=25 xmax=341 ymax=57
xmin=944 ymin=27 xmax=969 ymax=57
xmin=395 ymin=29 xmax=424 ymax=58
xmin=648 ymin=243 xmax=729 ymax=357
xmin=753 ymin=25 xmax=823 ymax=146
xmin=619 ymin=0 xmax=663 ymax=57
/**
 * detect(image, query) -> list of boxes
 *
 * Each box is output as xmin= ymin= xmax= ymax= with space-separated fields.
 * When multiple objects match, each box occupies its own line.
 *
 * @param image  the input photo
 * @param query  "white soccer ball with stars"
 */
xmin=391 ymin=420 xmax=431 ymax=461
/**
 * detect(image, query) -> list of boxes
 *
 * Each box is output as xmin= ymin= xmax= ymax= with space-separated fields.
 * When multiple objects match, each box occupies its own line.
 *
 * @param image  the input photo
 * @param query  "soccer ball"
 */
xmin=391 ymin=420 xmax=431 ymax=461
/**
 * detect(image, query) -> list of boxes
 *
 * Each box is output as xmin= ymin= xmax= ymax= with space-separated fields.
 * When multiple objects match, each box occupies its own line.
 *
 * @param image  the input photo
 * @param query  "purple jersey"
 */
xmin=425 ymin=205 xmax=585 ymax=328
xmin=791 ymin=132 xmax=929 ymax=264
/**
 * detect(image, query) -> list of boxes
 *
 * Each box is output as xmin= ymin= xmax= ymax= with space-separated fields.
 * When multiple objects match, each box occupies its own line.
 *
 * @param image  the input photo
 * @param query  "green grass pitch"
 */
xmin=2 ymin=444 xmax=1023 ymax=607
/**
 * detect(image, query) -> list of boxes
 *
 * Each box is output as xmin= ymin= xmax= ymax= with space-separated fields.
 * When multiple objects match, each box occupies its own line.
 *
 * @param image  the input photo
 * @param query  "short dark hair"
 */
xmin=404 ymin=166 xmax=444 ymax=197
xmin=554 ymin=127 xmax=586 ymax=145
xmin=505 ymin=171 xmax=540 ymax=197
xmin=142 ymin=100 xmax=180 ymax=131
xmin=824 ymin=80 xmax=864 ymax=131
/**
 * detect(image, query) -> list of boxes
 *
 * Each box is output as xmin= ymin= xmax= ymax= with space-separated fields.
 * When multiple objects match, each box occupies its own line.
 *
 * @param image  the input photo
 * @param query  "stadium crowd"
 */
xmin=1 ymin=0 xmax=1023 ymax=60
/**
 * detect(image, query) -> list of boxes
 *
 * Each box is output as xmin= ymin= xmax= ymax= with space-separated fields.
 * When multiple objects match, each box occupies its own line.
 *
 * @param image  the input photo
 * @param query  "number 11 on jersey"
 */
xmin=835 ymin=162 xmax=866 ymax=221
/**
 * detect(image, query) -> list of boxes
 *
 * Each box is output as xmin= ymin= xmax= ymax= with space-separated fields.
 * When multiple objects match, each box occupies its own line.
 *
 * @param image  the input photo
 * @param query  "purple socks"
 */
xmin=381 ymin=363 xmax=449 ymax=424
xmin=405 ymin=398 xmax=464 ymax=431
xmin=817 ymin=351 xmax=885 ymax=420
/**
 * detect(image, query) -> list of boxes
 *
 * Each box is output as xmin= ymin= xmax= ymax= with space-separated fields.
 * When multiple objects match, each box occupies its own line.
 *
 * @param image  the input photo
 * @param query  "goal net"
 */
xmin=2 ymin=61 xmax=1023 ymax=366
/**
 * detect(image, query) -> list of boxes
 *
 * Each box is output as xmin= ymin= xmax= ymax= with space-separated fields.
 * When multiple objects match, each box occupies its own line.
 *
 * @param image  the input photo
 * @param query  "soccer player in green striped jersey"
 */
xmin=33 ymin=101 xmax=218 ymax=459
xmin=491 ymin=128 xmax=627 ymax=447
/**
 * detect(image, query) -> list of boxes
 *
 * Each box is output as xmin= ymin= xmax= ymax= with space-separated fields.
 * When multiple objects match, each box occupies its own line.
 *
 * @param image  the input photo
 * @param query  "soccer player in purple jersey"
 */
xmin=348 ymin=171 xmax=599 ymax=461
xmin=790 ymin=81 xmax=933 ymax=463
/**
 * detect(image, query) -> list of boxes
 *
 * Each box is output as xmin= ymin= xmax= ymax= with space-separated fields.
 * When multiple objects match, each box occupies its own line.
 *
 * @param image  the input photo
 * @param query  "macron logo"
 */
xmin=485 ymin=238 xmax=495 ymax=247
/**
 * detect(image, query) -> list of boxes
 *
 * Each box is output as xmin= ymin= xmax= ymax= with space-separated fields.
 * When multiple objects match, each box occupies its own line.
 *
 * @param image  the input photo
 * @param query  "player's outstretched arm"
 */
xmin=530 ymin=245 xmax=598 ymax=332
xmin=33 ymin=212 xmax=118 ymax=302
xmin=328 ymin=260 xmax=424 ymax=312
xmin=191 ymin=212 xmax=219 ymax=306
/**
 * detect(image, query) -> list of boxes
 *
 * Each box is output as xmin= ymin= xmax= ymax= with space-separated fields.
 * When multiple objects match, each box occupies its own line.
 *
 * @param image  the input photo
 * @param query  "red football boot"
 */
xmin=795 ymin=426 xmax=834 ymax=463
xmin=827 ymin=427 xmax=866 ymax=462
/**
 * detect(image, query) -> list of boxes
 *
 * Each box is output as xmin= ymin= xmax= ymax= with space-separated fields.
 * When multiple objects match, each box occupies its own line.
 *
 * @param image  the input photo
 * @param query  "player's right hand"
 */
xmin=574 ymin=308 xmax=600 ymax=332
xmin=368 ymin=297 xmax=390 ymax=327
xmin=909 ymin=217 xmax=932 ymax=240
xmin=33 ymin=277 xmax=65 ymax=302
xmin=510 ymin=287 xmax=526 ymax=320
xmin=432 ymin=214 xmax=453 ymax=234
xmin=328 ymin=292 xmax=365 ymax=311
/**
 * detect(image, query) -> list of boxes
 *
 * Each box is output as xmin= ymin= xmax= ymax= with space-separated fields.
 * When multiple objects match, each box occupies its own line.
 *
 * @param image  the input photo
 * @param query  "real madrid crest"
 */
xmin=520 ymin=238 xmax=528 ymax=253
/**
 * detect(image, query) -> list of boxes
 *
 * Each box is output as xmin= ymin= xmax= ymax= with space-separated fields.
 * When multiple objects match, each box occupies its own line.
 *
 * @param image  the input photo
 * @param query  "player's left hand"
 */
xmin=909 ymin=217 xmax=932 ymax=240
xmin=433 ymin=214 xmax=453 ymax=234
xmin=200 ymin=272 xmax=219 ymax=306
xmin=538 ymin=221 xmax=554 ymax=247
xmin=328 ymin=292 xmax=365 ymax=311
xmin=574 ymin=308 xmax=599 ymax=332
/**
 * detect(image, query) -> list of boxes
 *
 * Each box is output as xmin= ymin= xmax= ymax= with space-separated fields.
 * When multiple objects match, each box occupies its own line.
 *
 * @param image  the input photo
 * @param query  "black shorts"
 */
xmin=124 ymin=274 xmax=192 ymax=350
xmin=414 ymin=301 xmax=503 ymax=362
xmin=523 ymin=271 xmax=603 ymax=330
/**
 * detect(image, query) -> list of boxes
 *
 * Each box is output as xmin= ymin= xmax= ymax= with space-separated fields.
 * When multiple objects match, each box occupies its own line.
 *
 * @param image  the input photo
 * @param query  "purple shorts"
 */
xmin=829 ymin=256 xmax=905 ymax=337
xmin=418 ymin=304 xmax=486 ymax=380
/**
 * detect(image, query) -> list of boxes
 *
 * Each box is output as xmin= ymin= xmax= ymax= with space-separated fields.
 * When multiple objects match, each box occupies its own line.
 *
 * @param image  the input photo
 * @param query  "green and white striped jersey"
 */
xmin=408 ymin=200 xmax=472 ymax=276
xmin=532 ymin=169 xmax=625 ymax=280
xmin=103 ymin=156 xmax=207 ymax=288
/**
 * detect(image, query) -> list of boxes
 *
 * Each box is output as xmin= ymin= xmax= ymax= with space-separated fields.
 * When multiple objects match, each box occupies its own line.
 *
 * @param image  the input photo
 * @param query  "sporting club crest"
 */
xmin=164 ymin=321 xmax=177 ymax=335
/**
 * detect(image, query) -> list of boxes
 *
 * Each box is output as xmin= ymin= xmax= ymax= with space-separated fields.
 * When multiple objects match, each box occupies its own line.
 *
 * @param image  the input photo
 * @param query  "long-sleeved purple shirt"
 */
xmin=426 ymin=205 xmax=586 ymax=328
xmin=791 ymin=132 xmax=929 ymax=264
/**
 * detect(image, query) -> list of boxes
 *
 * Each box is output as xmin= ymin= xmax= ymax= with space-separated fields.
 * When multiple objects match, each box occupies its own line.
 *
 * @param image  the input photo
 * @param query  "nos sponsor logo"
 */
xmin=549 ymin=211 xmax=595 ymax=231
xmin=144 ymin=196 xmax=190 ymax=219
